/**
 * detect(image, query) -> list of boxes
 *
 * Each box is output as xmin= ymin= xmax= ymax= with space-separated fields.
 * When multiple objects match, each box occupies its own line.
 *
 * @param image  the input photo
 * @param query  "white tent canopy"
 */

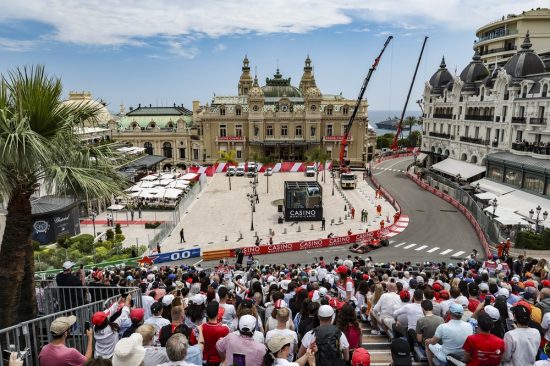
xmin=163 ymin=188 xmax=184 ymax=199
xmin=181 ymin=173 xmax=199 ymax=180
xmin=475 ymin=192 xmax=498 ymax=201
xmin=107 ymin=204 xmax=125 ymax=211
xmin=430 ymin=158 xmax=486 ymax=180
xmin=167 ymin=180 xmax=189 ymax=189
xmin=471 ymin=178 xmax=515 ymax=196
xmin=141 ymin=175 xmax=160 ymax=181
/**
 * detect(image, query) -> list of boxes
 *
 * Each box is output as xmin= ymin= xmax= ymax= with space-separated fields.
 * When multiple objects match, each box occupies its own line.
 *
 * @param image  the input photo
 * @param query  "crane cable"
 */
xmin=387 ymin=40 xmax=394 ymax=119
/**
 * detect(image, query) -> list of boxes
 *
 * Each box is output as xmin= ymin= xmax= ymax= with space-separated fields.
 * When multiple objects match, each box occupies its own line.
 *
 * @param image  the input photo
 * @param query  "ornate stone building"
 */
xmin=422 ymin=32 xmax=550 ymax=197
xmin=194 ymin=56 xmax=376 ymax=165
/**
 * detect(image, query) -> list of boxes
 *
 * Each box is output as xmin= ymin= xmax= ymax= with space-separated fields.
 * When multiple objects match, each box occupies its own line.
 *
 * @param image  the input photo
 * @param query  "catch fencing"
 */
xmin=0 ymin=287 xmax=141 ymax=366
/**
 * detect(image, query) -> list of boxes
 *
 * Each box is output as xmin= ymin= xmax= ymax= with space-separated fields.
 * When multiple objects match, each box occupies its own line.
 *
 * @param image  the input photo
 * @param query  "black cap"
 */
xmin=151 ymin=302 xmax=162 ymax=314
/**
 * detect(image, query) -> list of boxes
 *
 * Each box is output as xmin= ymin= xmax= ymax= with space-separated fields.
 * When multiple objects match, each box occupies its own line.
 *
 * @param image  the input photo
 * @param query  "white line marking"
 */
xmin=451 ymin=250 xmax=465 ymax=257
xmin=440 ymin=249 xmax=453 ymax=255
xmin=389 ymin=240 xmax=396 ymax=244
xmin=427 ymin=247 xmax=440 ymax=253
xmin=394 ymin=242 xmax=407 ymax=248
xmin=404 ymin=243 xmax=417 ymax=249
xmin=415 ymin=245 xmax=428 ymax=251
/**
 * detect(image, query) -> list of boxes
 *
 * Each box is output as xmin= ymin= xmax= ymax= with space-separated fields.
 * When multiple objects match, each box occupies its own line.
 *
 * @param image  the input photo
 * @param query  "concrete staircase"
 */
xmin=360 ymin=322 xmax=428 ymax=366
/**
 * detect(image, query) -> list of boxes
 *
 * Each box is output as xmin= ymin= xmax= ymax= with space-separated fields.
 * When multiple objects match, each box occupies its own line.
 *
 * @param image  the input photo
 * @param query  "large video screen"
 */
xmin=284 ymin=181 xmax=323 ymax=221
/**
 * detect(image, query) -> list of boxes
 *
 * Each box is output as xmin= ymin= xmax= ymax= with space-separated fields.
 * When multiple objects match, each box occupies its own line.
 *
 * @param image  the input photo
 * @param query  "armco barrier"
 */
xmin=407 ymin=172 xmax=491 ymax=258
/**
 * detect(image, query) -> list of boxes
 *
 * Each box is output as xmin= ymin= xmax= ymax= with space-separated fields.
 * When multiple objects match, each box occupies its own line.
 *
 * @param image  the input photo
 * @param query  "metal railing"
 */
xmin=429 ymin=132 xmax=452 ymax=139
xmin=0 ymin=288 xmax=141 ymax=366
xmin=459 ymin=136 xmax=490 ymax=146
xmin=43 ymin=286 xmax=141 ymax=315
xmin=465 ymin=115 xmax=494 ymax=122
xmin=149 ymin=182 xmax=202 ymax=249
xmin=512 ymin=117 xmax=526 ymax=124
xmin=423 ymin=170 xmax=504 ymax=244
xmin=530 ymin=117 xmax=547 ymax=125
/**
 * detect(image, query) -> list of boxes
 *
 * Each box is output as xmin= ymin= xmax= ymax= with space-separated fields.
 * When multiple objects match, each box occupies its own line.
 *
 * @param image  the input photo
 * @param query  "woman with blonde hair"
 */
xmin=368 ymin=283 xmax=384 ymax=331
xmin=534 ymin=259 xmax=549 ymax=281
xmin=265 ymin=308 xmax=298 ymax=362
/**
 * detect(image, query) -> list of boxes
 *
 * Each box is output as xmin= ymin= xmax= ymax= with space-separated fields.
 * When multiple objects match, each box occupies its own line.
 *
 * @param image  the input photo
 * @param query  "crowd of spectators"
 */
xmin=24 ymin=250 xmax=550 ymax=366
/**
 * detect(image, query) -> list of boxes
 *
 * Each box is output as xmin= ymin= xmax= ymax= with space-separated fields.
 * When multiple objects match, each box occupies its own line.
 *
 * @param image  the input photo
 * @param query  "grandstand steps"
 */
xmin=360 ymin=323 xmax=428 ymax=366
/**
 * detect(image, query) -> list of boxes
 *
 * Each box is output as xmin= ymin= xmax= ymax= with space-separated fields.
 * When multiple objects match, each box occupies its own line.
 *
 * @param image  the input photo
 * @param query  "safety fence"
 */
xmin=42 ymin=286 xmax=141 ymax=315
xmin=407 ymin=172 xmax=492 ymax=258
xmin=148 ymin=182 xmax=202 ymax=249
xmin=421 ymin=170 xmax=505 ymax=245
xmin=0 ymin=287 xmax=141 ymax=366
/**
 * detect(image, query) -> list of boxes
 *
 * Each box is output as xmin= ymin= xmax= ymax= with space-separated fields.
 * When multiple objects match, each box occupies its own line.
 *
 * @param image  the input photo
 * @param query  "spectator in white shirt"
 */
xmin=371 ymin=282 xmax=401 ymax=335
xmin=393 ymin=289 xmax=424 ymax=340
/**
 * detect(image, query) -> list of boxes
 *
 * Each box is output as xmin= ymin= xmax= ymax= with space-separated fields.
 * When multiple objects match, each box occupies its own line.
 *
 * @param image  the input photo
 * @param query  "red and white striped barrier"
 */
xmin=212 ymin=161 xmax=334 ymax=174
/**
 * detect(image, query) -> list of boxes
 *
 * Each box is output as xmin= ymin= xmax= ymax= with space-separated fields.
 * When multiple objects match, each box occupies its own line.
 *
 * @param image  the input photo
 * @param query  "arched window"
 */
xmin=148 ymin=122 xmax=156 ymax=130
xmin=220 ymin=106 xmax=226 ymax=116
xmin=310 ymin=104 xmax=317 ymax=111
xmin=235 ymin=106 xmax=242 ymax=116
xmin=131 ymin=122 xmax=138 ymax=130
xmin=326 ymin=106 xmax=333 ymax=115
xmin=144 ymin=142 xmax=153 ymax=155
xmin=163 ymin=142 xmax=172 ymax=158
xmin=166 ymin=122 xmax=174 ymax=130
xmin=342 ymin=105 xmax=349 ymax=115
xmin=543 ymin=83 xmax=549 ymax=98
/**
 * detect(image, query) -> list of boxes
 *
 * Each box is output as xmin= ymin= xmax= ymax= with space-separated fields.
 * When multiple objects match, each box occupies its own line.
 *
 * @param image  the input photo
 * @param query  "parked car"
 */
xmin=305 ymin=165 xmax=316 ymax=177
xmin=264 ymin=168 xmax=273 ymax=176
xmin=226 ymin=166 xmax=236 ymax=176
xmin=235 ymin=166 xmax=245 ymax=176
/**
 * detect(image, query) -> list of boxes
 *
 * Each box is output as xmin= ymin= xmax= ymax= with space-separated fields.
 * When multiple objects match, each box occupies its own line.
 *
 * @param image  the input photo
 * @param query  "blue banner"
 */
xmin=150 ymin=248 xmax=201 ymax=264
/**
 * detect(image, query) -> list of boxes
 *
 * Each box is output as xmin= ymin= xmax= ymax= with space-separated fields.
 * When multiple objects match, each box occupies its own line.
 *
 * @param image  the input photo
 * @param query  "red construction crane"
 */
xmin=391 ymin=36 xmax=428 ymax=151
xmin=339 ymin=36 xmax=393 ymax=172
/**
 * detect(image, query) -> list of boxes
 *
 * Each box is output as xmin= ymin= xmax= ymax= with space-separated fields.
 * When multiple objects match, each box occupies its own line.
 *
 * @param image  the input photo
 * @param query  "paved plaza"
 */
xmin=161 ymin=171 xmax=396 ymax=253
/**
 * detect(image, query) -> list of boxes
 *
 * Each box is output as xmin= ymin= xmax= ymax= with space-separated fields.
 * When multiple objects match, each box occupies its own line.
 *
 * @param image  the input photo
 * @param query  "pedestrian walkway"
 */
xmin=372 ymin=166 xmax=406 ymax=174
xmin=390 ymin=239 xmax=470 ymax=259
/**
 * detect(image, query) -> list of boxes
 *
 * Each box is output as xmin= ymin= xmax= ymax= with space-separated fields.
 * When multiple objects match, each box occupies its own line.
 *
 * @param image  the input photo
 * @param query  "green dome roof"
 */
xmin=261 ymin=69 xmax=303 ymax=98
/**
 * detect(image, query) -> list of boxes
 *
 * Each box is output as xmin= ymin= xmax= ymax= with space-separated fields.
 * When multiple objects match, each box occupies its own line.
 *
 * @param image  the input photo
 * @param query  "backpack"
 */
xmin=158 ymin=323 xmax=193 ymax=347
xmin=312 ymin=325 xmax=346 ymax=366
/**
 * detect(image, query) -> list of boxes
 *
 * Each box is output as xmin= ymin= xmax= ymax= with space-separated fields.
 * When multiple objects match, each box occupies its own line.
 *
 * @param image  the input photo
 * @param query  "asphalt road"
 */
xmin=189 ymin=156 xmax=483 ymax=268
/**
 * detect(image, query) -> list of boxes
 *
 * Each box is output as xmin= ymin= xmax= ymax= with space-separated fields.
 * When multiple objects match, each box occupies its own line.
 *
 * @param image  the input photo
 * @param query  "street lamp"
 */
xmin=529 ymin=205 xmax=548 ymax=232
xmin=247 ymin=193 xmax=255 ymax=231
xmin=492 ymin=198 xmax=498 ymax=218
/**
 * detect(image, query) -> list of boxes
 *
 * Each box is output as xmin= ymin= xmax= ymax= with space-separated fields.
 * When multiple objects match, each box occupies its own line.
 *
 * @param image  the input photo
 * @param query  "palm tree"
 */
xmin=403 ymin=116 xmax=418 ymax=134
xmin=217 ymin=150 xmax=238 ymax=190
xmin=0 ymin=66 xmax=127 ymax=328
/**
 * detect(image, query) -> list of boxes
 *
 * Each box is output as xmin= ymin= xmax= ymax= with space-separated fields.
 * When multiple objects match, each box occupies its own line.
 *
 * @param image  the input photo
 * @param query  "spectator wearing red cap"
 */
xmin=336 ymin=265 xmax=356 ymax=303
xmin=92 ymin=294 xmax=132 ymax=359
xmin=351 ymin=348 xmax=370 ymax=366
xmin=122 ymin=308 xmax=145 ymax=338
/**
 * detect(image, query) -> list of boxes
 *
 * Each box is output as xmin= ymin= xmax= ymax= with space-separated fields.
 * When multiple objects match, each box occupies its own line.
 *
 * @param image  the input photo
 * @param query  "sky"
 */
xmin=0 ymin=0 xmax=547 ymax=114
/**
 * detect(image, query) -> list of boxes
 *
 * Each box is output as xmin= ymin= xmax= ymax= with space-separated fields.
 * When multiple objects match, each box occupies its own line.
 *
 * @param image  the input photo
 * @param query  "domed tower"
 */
xmin=299 ymin=55 xmax=317 ymax=92
xmin=248 ymin=75 xmax=265 ymax=112
xmin=459 ymin=50 xmax=489 ymax=93
xmin=238 ymin=55 xmax=253 ymax=95
xmin=428 ymin=56 xmax=453 ymax=95
xmin=503 ymin=31 xmax=545 ymax=79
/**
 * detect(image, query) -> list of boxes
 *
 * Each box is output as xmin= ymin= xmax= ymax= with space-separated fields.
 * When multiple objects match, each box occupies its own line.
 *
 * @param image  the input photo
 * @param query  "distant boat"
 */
xmin=375 ymin=117 xmax=400 ymax=130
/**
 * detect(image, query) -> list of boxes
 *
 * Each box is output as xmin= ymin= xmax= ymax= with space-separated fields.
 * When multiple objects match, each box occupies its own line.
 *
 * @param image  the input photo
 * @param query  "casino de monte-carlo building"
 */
xmin=421 ymin=32 xmax=550 ymax=197
xmin=194 ymin=56 xmax=376 ymax=166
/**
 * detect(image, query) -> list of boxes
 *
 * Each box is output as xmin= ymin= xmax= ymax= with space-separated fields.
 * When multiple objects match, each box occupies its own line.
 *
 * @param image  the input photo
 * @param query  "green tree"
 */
xmin=403 ymin=116 xmax=418 ymax=134
xmin=409 ymin=130 xmax=422 ymax=147
xmin=0 ymin=66 xmax=127 ymax=328
xmin=217 ymin=149 xmax=238 ymax=190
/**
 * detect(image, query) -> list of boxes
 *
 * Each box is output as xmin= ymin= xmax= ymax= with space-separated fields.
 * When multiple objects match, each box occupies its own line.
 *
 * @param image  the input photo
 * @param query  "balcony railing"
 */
xmin=429 ymin=132 xmax=452 ymax=139
xmin=479 ymin=45 xmax=517 ymax=55
xmin=433 ymin=113 xmax=453 ymax=119
xmin=465 ymin=115 xmax=494 ymax=122
xmin=511 ymin=117 xmax=526 ymax=124
xmin=530 ymin=117 xmax=547 ymax=125
xmin=512 ymin=142 xmax=550 ymax=156
xmin=476 ymin=29 xmax=518 ymax=43
xmin=459 ymin=136 xmax=490 ymax=145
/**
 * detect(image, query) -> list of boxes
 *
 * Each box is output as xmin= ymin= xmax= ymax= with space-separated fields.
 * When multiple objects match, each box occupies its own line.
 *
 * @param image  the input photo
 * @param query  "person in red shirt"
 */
xmin=463 ymin=313 xmax=505 ymax=366
xmin=202 ymin=301 xmax=230 ymax=366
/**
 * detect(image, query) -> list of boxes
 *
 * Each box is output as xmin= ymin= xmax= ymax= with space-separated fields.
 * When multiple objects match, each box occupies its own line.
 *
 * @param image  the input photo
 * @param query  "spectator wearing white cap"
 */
xmin=112 ymin=333 xmax=145 ymax=366
xmin=216 ymin=314 xmax=267 ymax=366
xmin=56 ymin=261 xmax=85 ymax=310
xmin=298 ymin=305 xmax=350 ymax=362
xmin=38 ymin=315 xmax=93 ymax=366
xmin=425 ymin=303 xmax=473 ymax=365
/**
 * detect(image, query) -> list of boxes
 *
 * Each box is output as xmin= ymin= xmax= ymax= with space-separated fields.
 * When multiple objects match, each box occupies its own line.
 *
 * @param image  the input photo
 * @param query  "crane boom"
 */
xmin=391 ymin=36 xmax=428 ymax=151
xmin=339 ymin=35 xmax=393 ymax=171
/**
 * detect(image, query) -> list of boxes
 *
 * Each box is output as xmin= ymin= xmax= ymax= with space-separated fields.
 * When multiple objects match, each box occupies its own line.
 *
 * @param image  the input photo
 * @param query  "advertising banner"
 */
xmin=150 ymin=248 xmax=201 ymax=264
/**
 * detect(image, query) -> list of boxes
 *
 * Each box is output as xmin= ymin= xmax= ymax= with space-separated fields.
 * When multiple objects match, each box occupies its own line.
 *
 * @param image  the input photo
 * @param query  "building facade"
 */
xmin=114 ymin=104 xmax=196 ymax=168
xmin=422 ymin=32 xmax=550 ymax=197
xmin=194 ymin=56 xmax=376 ymax=165
xmin=474 ymin=7 xmax=550 ymax=69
